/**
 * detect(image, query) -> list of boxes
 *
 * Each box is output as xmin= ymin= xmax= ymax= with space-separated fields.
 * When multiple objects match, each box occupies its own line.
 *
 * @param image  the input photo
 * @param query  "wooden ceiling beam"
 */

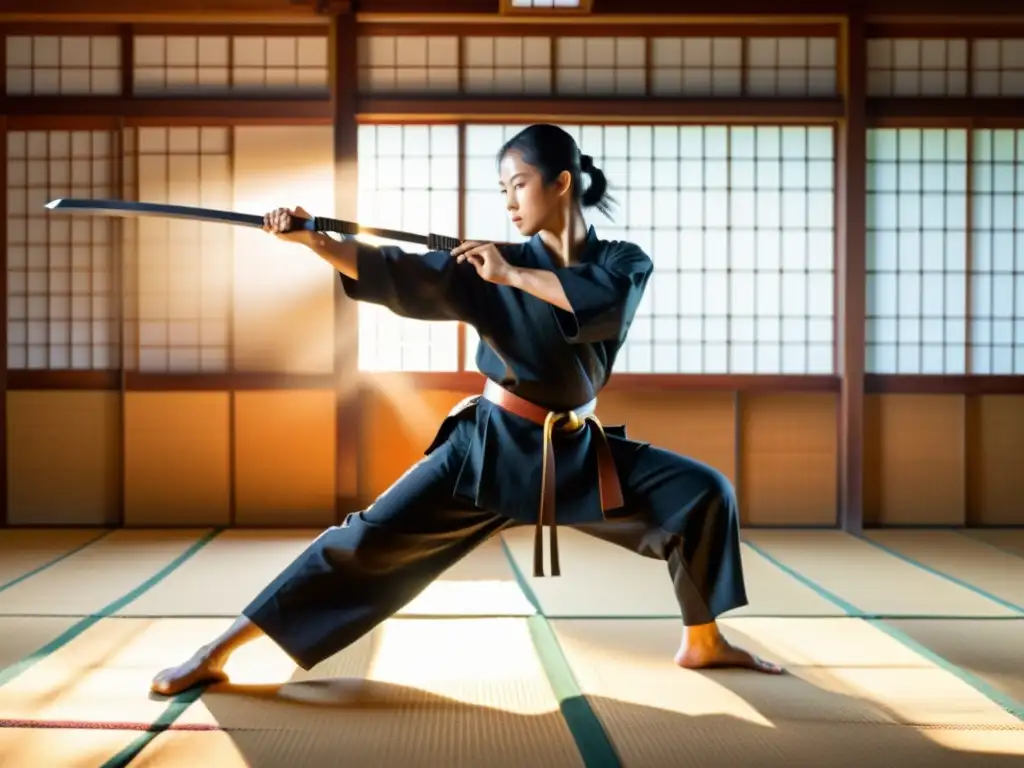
xmin=361 ymin=0 xmax=1024 ymax=18
xmin=0 ymin=0 xmax=346 ymax=22
xmin=4 ymin=0 xmax=1024 ymax=21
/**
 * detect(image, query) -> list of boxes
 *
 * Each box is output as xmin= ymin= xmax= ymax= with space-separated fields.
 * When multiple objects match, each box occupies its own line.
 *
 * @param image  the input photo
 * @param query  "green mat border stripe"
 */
xmin=6 ymin=527 xmax=1022 ymax=767
xmin=0 ymin=529 xmax=224 ymax=768
xmin=499 ymin=537 xmax=624 ymax=768
xmin=857 ymin=534 xmax=1024 ymax=614
xmin=0 ymin=530 xmax=114 ymax=594
xmin=744 ymin=539 xmax=1024 ymax=722
xmin=102 ymin=533 xmax=626 ymax=768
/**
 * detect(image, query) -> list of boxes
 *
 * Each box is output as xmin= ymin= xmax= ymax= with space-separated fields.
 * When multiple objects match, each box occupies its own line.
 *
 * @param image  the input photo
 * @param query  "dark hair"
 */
xmin=497 ymin=124 xmax=615 ymax=219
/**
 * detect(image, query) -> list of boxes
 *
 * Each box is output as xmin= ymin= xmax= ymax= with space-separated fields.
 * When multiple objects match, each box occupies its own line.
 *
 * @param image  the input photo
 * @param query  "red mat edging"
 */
xmin=0 ymin=717 xmax=222 ymax=732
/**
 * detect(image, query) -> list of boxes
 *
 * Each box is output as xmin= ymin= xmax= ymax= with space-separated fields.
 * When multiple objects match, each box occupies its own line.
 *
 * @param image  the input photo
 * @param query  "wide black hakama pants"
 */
xmin=242 ymin=428 xmax=748 ymax=671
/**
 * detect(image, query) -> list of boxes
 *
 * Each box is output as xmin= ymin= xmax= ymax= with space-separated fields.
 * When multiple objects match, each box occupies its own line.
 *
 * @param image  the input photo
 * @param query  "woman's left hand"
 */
xmin=452 ymin=241 xmax=517 ymax=286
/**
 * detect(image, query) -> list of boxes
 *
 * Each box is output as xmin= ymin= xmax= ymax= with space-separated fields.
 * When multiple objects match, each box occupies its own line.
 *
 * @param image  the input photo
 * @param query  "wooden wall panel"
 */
xmin=596 ymin=391 xmax=736 ymax=484
xmin=233 ymin=390 xmax=336 ymax=526
xmin=124 ymin=392 xmax=230 ymax=526
xmin=360 ymin=385 xmax=467 ymax=501
xmin=6 ymin=392 xmax=120 ymax=526
xmin=865 ymin=394 xmax=965 ymax=526
xmin=967 ymin=395 xmax=1024 ymax=526
xmin=360 ymin=388 xmax=738 ymax=509
xmin=232 ymin=125 xmax=336 ymax=375
xmin=739 ymin=393 xmax=837 ymax=525
xmin=4 ymin=387 xmax=1018 ymax=528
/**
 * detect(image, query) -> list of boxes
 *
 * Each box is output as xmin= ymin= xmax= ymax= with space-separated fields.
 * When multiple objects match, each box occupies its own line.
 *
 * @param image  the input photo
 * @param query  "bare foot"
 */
xmin=674 ymin=639 xmax=784 ymax=674
xmin=150 ymin=650 xmax=229 ymax=696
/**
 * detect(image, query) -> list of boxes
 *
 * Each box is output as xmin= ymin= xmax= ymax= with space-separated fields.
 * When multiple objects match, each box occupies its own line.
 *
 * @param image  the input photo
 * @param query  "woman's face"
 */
xmin=498 ymin=150 xmax=567 ymax=237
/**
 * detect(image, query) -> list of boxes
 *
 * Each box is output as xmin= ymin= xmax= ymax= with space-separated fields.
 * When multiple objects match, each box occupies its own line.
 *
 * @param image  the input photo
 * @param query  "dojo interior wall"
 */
xmin=7 ymin=387 xmax=1023 ymax=527
xmin=4 ymin=16 xmax=1024 ymax=530
xmin=362 ymin=389 xmax=1024 ymax=527
xmin=6 ymin=119 xmax=344 ymax=528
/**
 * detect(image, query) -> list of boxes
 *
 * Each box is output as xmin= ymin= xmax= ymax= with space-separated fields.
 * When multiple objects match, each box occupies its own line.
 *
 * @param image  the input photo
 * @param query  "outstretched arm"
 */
xmin=304 ymin=231 xmax=359 ymax=280
xmin=264 ymin=207 xmax=491 ymax=326
xmin=264 ymin=206 xmax=359 ymax=279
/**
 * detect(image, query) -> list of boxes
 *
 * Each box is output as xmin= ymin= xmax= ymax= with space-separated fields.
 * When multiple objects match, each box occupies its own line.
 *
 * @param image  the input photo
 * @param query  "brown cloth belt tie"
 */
xmin=481 ymin=379 xmax=624 ymax=578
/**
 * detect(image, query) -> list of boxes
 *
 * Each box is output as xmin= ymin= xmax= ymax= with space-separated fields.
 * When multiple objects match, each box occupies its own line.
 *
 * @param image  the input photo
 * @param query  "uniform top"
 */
xmin=341 ymin=226 xmax=654 ymax=412
xmin=339 ymin=227 xmax=654 ymax=524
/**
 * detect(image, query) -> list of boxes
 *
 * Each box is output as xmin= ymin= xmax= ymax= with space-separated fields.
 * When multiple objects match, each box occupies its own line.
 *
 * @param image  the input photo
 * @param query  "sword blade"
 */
xmin=43 ymin=198 xmax=448 ymax=249
xmin=45 ymin=198 xmax=266 ymax=228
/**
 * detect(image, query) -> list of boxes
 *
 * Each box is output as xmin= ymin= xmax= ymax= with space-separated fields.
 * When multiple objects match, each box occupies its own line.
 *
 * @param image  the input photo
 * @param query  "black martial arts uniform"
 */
xmin=243 ymin=226 xmax=748 ymax=671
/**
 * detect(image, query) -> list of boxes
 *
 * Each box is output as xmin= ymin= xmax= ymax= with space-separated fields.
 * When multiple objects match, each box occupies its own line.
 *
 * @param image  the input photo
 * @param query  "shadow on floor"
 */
xmin=142 ymin=668 xmax=1024 ymax=768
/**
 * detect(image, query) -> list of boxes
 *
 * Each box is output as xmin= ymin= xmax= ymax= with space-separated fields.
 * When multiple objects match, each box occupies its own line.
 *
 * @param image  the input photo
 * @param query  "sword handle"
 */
xmin=286 ymin=214 xmax=463 ymax=252
xmin=427 ymin=233 xmax=462 ymax=251
xmin=282 ymin=215 xmax=360 ymax=237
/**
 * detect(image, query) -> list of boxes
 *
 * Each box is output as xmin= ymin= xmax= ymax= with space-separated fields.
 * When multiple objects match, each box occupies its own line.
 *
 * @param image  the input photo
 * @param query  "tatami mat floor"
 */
xmin=0 ymin=527 xmax=1022 ymax=767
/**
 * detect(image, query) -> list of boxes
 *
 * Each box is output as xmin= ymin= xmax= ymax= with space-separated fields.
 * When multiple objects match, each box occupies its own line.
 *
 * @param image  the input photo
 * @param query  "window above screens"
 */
xmin=866 ymin=36 xmax=1024 ymax=98
xmin=501 ymin=0 xmax=593 ymax=14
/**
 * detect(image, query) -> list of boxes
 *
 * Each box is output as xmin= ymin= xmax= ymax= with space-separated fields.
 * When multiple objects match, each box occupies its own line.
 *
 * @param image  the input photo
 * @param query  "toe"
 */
xmin=151 ymin=669 xmax=181 ymax=695
xmin=753 ymin=656 xmax=784 ymax=674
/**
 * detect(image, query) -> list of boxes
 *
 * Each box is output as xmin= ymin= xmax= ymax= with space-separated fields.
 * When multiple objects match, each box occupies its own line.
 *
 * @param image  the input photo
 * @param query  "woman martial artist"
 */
xmin=150 ymin=123 xmax=782 ymax=696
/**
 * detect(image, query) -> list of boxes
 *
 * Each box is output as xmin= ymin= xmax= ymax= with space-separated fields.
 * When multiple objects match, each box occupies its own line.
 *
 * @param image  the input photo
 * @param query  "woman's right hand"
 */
xmin=262 ymin=206 xmax=315 ymax=245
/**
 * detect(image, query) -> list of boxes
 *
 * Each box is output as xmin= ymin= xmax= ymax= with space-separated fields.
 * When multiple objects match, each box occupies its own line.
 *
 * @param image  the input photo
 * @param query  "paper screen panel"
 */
xmin=555 ymin=37 xmax=646 ymax=96
xmin=509 ymin=0 xmax=585 ymax=7
xmin=865 ymin=128 xmax=968 ymax=374
xmin=973 ymin=40 xmax=1024 ymax=98
xmin=867 ymin=38 xmax=968 ymax=97
xmin=970 ymin=129 xmax=1024 ymax=374
xmin=231 ymin=125 xmax=336 ymax=375
xmin=5 ymin=35 xmax=121 ymax=95
xmin=133 ymin=35 xmax=230 ymax=95
xmin=564 ymin=124 xmax=835 ymax=374
xmin=746 ymin=37 xmax=837 ymax=97
xmin=357 ymin=36 xmax=459 ymax=94
xmin=357 ymin=124 xmax=461 ymax=372
xmin=132 ymin=126 xmax=232 ymax=373
xmin=649 ymin=37 xmax=742 ymax=97
xmin=7 ymin=130 xmax=120 ymax=370
xmin=462 ymin=36 xmax=552 ymax=94
xmin=232 ymin=36 xmax=329 ymax=94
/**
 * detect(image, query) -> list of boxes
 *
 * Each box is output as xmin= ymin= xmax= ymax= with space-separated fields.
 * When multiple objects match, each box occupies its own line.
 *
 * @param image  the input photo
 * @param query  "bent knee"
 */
xmin=697 ymin=465 xmax=738 ymax=518
xmin=707 ymin=466 xmax=736 ymax=502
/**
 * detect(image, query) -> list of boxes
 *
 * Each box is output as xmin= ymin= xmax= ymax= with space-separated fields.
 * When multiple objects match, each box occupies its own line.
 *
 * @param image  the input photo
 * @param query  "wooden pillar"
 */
xmin=1 ymin=32 xmax=8 ymax=526
xmin=117 ymin=25 xmax=133 ymax=527
xmin=836 ymin=14 xmax=867 ymax=532
xmin=332 ymin=6 xmax=362 ymax=520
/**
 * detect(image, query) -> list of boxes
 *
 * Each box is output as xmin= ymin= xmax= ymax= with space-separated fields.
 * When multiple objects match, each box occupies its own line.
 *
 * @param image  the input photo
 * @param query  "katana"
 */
xmin=43 ymin=198 xmax=463 ymax=251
